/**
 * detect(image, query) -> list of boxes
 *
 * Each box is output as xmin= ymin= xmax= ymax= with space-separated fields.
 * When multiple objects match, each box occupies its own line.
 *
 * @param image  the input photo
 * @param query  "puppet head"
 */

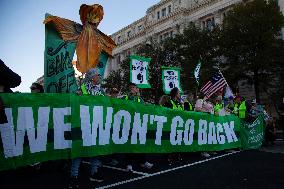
xmin=79 ymin=4 xmax=104 ymax=27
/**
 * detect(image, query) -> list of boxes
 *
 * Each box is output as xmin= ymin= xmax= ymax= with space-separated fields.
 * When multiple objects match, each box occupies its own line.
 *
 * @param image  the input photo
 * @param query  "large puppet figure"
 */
xmin=44 ymin=4 xmax=116 ymax=93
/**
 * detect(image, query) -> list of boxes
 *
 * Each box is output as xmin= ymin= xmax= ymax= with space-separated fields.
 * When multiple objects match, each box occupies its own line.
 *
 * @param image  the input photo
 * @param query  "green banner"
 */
xmin=240 ymin=115 xmax=265 ymax=149
xmin=0 ymin=93 xmax=262 ymax=171
xmin=44 ymin=16 xmax=77 ymax=93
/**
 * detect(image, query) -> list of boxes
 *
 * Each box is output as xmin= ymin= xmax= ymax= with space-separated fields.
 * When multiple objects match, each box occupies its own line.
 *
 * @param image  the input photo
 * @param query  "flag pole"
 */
xmin=217 ymin=67 xmax=235 ymax=98
xmin=216 ymin=67 xmax=228 ymax=86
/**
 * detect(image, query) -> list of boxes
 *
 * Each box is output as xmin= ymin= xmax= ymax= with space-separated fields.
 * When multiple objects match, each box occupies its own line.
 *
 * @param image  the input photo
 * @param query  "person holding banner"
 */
xmin=159 ymin=95 xmax=170 ymax=107
xmin=233 ymin=95 xmax=247 ymax=120
xmin=183 ymin=92 xmax=195 ymax=111
xmin=195 ymin=93 xmax=214 ymax=115
xmin=194 ymin=93 xmax=213 ymax=158
xmin=121 ymin=82 xmax=143 ymax=103
xmin=80 ymin=69 xmax=104 ymax=96
xmin=164 ymin=87 xmax=184 ymax=164
xmin=121 ymin=82 xmax=153 ymax=171
xmin=164 ymin=87 xmax=183 ymax=110
xmin=214 ymin=96 xmax=225 ymax=116
xmin=68 ymin=68 xmax=104 ymax=189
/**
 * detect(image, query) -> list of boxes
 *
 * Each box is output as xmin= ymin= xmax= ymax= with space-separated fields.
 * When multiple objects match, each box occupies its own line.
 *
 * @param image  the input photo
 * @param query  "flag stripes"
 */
xmin=200 ymin=71 xmax=227 ymax=98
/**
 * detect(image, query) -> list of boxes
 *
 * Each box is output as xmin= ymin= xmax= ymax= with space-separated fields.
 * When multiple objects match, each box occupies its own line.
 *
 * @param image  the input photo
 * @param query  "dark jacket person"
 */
xmin=0 ymin=59 xmax=21 ymax=123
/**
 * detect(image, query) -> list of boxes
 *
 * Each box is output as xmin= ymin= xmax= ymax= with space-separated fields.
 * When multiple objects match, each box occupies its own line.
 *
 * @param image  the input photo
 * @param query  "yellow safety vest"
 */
xmin=233 ymin=103 xmax=239 ymax=115
xmin=184 ymin=100 xmax=193 ymax=111
xmin=170 ymin=100 xmax=183 ymax=110
xmin=125 ymin=95 xmax=141 ymax=103
xmin=239 ymin=101 xmax=246 ymax=119
xmin=81 ymin=84 xmax=104 ymax=96
xmin=214 ymin=103 xmax=223 ymax=114
xmin=233 ymin=102 xmax=246 ymax=119
xmin=81 ymin=84 xmax=88 ymax=95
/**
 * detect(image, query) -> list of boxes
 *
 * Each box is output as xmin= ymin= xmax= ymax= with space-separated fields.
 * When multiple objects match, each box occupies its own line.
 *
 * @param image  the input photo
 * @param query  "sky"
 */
xmin=0 ymin=0 xmax=160 ymax=92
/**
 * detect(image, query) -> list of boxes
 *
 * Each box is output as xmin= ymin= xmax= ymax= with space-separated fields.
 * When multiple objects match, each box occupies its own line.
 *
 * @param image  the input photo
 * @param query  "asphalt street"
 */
xmin=1 ymin=144 xmax=284 ymax=189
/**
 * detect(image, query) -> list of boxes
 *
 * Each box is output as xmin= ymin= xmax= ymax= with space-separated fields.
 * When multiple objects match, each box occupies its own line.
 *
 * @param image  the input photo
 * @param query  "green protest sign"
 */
xmin=240 ymin=115 xmax=265 ymax=149
xmin=0 ymin=93 xmax=259 ymax=171
xmin=130 ymin=55 xmax=151 ymax=88
xmin=44 ymin=16 xmax=77 ymax=93
xmin=162 ymin=67 xmax=183 ymax=94
xmin=97 ymin=52 xmax=109 ymax=78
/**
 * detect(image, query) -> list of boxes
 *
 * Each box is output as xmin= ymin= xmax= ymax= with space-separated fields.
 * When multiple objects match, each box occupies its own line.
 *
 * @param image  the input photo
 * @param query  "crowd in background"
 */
xmin=0 ymin=60 xmax=279 ymax=189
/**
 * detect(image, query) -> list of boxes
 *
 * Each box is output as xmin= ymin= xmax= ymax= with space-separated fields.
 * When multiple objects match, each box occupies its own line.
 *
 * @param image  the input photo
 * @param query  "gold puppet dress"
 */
xmin=44 ymin=4 xmax=116 ymax=74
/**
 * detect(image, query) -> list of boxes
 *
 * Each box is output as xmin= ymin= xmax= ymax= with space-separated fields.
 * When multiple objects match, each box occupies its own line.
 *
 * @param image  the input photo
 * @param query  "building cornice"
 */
xmin=112 ymin=0 xmax=244 ymax=52
xmin=111 ymin=16 xmax=146 ymax=37
xmin=147 ymin=0 xmax=172 ymax=13
xmin=185 ymin=0 xmax=239 ymax=15
xmin=115 ymin=7 xmax=185 ymax=47
xmin=145 ymin=7 xmax=186 ymax=29
xmin=116 ymin=30 xmax=146 ymax=47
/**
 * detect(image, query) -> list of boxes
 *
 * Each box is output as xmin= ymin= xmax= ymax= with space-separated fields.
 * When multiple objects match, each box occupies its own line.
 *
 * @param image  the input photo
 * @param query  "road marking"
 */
xmin=96 ymin=151 xmax=240 ymax=189
xmin=102 ymin=165 xmax=149 ymax=176
xmin=83 ymin=161 xmax=149 ymax=176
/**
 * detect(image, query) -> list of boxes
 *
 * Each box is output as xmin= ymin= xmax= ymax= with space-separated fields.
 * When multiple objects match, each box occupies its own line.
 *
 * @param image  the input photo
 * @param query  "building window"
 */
xmin=168 ymin=5 xmax=172 ymax=14
xmin=160 ymin=35 xmax=163 ymax=42
xmin=162 ymin=8 xmax=166 ymax=17
xmin=138 ymin=25 xmax=142 ymax=31
xmin=206 ymin=17 xmax=215 ymax=30
xmin=117 ymin=36 xmax=121 ymax=43
xmin=202 ymin=21 xmax=206 ymax=29
xmin=164 ymin=32 xmax=169 ymax=39
xmin=157 ymin=11 xmax=160 ymax=19
xmin=170 ymin=31 xmax=173 ymax=37
xmin=127 ymin=31 xmax=131 ymax=37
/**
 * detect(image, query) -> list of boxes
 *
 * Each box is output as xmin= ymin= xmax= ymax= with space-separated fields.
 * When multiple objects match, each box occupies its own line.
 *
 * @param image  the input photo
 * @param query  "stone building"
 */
xmin=37 ymin=0 xmax=284 ymax=103
xmin=106 ymin=0 xmax=284 ymax=76
xmin=105 ymin=0 xmax=244 ymax=76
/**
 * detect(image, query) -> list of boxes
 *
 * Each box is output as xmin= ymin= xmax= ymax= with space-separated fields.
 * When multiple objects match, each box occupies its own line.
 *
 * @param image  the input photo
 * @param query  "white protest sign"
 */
xmin=162 ymin=67 xmax=183 ymax=94
xmin=130 ymin=55 xmax=151 ymax=88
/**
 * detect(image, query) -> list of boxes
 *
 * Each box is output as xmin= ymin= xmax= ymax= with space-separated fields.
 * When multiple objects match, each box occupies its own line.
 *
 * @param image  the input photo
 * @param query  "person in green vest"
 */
xmin=121 ymin=82 xmax=153 ymax=171
xmin=68 ymin=68 xmax=104 ymax=189
xmin=233 ymin=95 xmax=247 ymax=119
xmin=214 ymin=96 xmax=224 ymax=116
xmin=80 ymin=68 xmax=104 ymax=96
xmin=164 ymin=87 xmax=183 ymax=110
xmin=183 ymin=92 xmax=195 ymax=111
xmin=239 ymin=97 xmax=247 ymax=119
xmin=121 ymin=82 xmax=144 ymax=103
xmin=164 ymin=87 xmax=183 ymax=164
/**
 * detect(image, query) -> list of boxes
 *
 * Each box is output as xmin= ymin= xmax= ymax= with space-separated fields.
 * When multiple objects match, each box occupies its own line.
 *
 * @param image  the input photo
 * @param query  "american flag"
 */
xmin=200 ymin=71 xmax=227 ymax=98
